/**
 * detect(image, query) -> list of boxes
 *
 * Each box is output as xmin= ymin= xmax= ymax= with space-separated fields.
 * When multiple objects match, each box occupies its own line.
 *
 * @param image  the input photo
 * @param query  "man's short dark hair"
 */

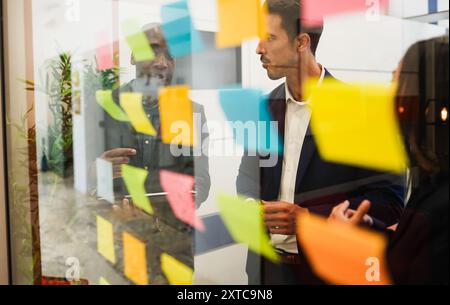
xmin=266 ymin=0 xmax=323 ymax=55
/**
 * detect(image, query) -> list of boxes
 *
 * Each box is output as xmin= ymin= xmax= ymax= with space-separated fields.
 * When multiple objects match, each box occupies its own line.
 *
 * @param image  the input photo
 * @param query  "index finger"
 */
xmin=263 ymin=204 xmax=290 ymax=214
xmin=103 ymin=148 xmax=137 ymax=158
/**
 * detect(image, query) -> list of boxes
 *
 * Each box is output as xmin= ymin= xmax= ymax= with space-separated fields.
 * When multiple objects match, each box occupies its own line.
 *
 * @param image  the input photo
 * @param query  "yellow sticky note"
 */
xmin=120 ymin=92 xmax=157 ymax=136
xmin=96 ymin=216 xmax=116 ymax=264
xmin=159 ymin=85 xmax=194 ymax=146
xmin=123 ymin=232 xmax=149 ymax=285
xmin=99 ymin=277 xmax=110 ymax=285
xmin=297 ymin=213 xmax=392 ymax=285
xmin=216 ymin=0 xmax=268 ymax=48
xmin=307 ymin=79 xmax=408 ymax=173
xmin=122 ymin=19 xmax=155 ymax=62
xmin=216 ymin=193 xmax=279 ymax=263
xmin=161 ymin=253 xmax=193 ymax=285
xmin=96 ymin=90 xmax=129 ymax=122
xmin=121 ymin=164 xmax=154 ymax=214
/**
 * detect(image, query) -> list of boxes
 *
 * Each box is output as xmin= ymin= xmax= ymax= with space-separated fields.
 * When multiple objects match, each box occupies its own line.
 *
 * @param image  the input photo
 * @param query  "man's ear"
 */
xmin=296 ymin=33 xmax=310 ymax=53
xmin=130 ymin=54 xmax=136 ymax=66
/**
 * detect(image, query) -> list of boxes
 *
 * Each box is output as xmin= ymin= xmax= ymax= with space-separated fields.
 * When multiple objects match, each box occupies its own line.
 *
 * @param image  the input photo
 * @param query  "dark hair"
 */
xmin=396 ymin=36 xmax=449 ymax=181
xmin=266 ymin=0 xmax=323 ymax=55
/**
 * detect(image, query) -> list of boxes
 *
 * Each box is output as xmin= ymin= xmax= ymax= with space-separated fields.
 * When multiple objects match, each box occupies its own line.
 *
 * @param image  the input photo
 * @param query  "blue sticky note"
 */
xmin=219 ymin=88 xmax=283 ymax=154
xmin=161 ymin=0 xmax=204 ymax=58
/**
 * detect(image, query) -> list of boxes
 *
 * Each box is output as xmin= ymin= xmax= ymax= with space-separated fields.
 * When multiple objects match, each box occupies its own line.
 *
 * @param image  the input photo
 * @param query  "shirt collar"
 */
xmin=285 ymin=64 xmax=325 ymax=105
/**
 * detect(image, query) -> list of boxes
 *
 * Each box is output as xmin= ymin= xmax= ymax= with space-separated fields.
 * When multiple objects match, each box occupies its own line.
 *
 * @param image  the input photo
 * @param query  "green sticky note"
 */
xmin=122 ymin=164 xmax=154 ymax=214
xmin=99 ymin=277 xmax=111 ymax=285
xmin=122 ymin=19 xmax=155 ymax=62
xmin=216 ymin=193 xmax=280 ymax=263
xmin=96 ymin=90 xmax=129 ymax=122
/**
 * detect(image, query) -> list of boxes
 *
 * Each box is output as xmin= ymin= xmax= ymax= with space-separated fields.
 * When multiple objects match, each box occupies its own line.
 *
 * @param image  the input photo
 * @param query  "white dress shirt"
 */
xmin=271 ymin=66 xmax=326 ymax=254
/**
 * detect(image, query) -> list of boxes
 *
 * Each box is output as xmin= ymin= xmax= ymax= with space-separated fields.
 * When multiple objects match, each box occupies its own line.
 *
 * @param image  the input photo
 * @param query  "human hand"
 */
xmin=262 ymin=201 xmax=309 ymax=235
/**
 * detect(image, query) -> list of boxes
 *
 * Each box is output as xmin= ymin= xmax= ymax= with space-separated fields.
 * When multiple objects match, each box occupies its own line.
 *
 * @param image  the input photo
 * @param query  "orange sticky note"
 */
xmin=297 ymin=213 xmax=392 ymax=285
xmin=123 ymin=232 xmax=149 ymax=285
xmin=96 ymin=216 xmax=116 ymax=264
xmin=160 ymin=170 xmax=205 ymax=231
xmin=159 ymin=85 xmax=194 ymax=146
xmin=120 ymin=92 xmax=157 ymax=136
xmin=161 ymin=253 xmax=193 ymax=285
xmin=216 ymin=0 xmax=268 ymax=48
xmin=306 ymin=79 xmax=408 ymax=173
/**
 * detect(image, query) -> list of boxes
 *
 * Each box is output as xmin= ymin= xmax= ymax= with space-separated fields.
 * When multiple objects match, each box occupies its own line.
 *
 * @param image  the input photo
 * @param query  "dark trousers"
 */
xmin=247 ymin=250 xmax=325 ymax=285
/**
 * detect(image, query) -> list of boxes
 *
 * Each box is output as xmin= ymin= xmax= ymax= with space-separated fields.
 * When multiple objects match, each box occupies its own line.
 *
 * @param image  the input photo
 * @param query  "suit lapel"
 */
xmin=295 ymin=126 xmax=317 ymax=192
xmin=262 ymin=84 xmax=286 ymax=200
xmin=294 ymin=69 xmax=332 ymax=193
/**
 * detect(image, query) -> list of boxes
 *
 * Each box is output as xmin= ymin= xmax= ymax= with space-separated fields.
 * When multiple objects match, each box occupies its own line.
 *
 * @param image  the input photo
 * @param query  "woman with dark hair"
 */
xmin=328 ymin=36 xmax=449 ymax=285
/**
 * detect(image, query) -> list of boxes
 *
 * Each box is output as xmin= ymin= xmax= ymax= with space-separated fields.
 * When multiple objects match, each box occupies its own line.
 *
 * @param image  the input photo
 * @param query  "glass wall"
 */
xmin=1 ymin=0 xmax=448 ymax=285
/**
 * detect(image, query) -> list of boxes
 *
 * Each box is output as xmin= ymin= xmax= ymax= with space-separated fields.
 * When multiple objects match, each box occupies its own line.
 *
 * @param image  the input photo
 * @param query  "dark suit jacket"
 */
xmin=236 ymin=71 xmax=405 ymax=284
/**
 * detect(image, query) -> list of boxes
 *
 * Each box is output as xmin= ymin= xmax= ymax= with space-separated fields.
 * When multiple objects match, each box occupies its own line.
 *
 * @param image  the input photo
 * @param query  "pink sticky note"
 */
xmin=96 ymin=30 xmax=115 ymax=70
xmin=160 ymin=170 xmax=205 ymax=231
xmin=302 ymin=0 xmax=389 ymax=27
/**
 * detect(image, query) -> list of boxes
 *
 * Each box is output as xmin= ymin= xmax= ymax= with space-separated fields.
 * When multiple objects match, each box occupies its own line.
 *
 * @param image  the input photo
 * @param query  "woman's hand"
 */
xmin=328 ymin=200 xmax=373 ymax=227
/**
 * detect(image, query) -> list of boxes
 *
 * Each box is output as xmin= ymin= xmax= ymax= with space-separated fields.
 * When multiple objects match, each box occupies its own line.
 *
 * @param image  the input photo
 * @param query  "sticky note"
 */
xmin=96 ymin=158 xmax=114 ymax=203
xmin=161 ymin=253 xmax=193 ymax=285
xmin=96 ymin=215 xmax=116 ymax=264
xmin=306 ymin=79 xmax=408 ymax=173
xmin=216 ymin=0 xmax=267 ymax=48
xmin=95 ymin=30 xmax=115 ymax=70
xmin=121 ymin=164 xmax=154 ymax=214
xmin=160 ymin=170 xmax=205 ymax=231
xmin=216 ymin=193 xmax=279 ymax=262
xmin=120 ymin=92 xmax=157 ymax=136
xmin=122 ymin=19 xmax=155 ymax=62
xmin=123 ymin=232 xmax=149 ymax=285
xmin=159 ymin=85 xmax=194 ymax=146
xmin=302 ymin=0 xmax=389 ymax=27
xmin=96 ymin=90 xmax=129 ymax=122
xmin=161 ymin=0 xmax=204 ymax=58
xmin=99 ymin=277 xmax=110 ymax=285
xmin=219 ymin=88 xmax=282 ymax=154
xmin=297 ymin=213 xmax=391 ymax=285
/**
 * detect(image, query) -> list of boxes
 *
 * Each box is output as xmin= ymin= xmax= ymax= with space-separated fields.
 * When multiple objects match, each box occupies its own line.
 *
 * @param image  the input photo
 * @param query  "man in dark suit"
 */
xmin=236 ymin=0 xmax=405 ymax=284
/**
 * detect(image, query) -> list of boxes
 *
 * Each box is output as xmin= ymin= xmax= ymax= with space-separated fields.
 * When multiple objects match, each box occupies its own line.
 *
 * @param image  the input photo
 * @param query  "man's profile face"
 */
xmin=256 ymin=14 xmax=299 ymax=80
xmin=132 ymin=26 xmax=175 ymax=86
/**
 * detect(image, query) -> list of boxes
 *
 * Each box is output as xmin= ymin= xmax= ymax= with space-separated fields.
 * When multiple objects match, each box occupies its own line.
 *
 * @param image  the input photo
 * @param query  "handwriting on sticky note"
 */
xmin=120 ymin=92 xmax=157 ymax=136
xmin=307 ymin=79 xmax=408 ymax=173
xmin=121 ymin=164 xmax=154 ymax=214
xmin=122 ymin=19 xmax=155 ymax=62
xmin=161 ymin=253 xmax=193 ymax=285
xmin=96 ymin=30 xmax=114 ymax=70
xmin=96 ymin=215 xmax=116 ymax=264
xmin=216 ymin=0 xmax=267 ymax=48
xmin=297 ymin=213 xmax=391 ymax=285
xmin=216 ymin=193 xmax=279 ymax=262
xmin=161 ymin=0 xmax=204 ymax=58
xmin=160 ymin=170 xmax=204 ymax=231
xmin=159 ymin=85 xmax=194 ymax=146
xmin=96 ymin=90 xmax=129 ymax=122
xmin=123 ymin=232 xmax=149 ymax=285
xmin=96 ymin=158 xmax=114 ymax=203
